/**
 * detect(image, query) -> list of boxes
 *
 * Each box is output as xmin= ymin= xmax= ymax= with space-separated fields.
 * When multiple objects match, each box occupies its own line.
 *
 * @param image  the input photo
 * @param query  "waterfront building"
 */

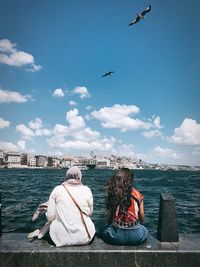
xmin=35 ymin=155 xmax=47 ymax=167
xmin=47 ymin=157 xmax=61 ymax=168
xmin=0 ymin=150 xmax=4 ymax=165
xmin=97 ymin=158 xmax=110 ymax=168
xmin=20 ymin=153 xmax=28 ymax=166
xmin=61 ymin=158 xmax=72 ymax=168
xmin=5 ymin=152 xmax=21 ymax=167
xmin=27 ymin=155 xmax=36 ymax=167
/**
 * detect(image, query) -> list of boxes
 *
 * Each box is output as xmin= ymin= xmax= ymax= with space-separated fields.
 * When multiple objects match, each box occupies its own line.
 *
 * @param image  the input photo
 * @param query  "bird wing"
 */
xmin=108 ymin=71 xmax=114 ymax=75
xmin=102 ymin=73 xmax=107 ymax=77
xmin=141 ymin=5 xmax=151 ymax=16
xmin=129 ymin=15 xmax=140 ymax=26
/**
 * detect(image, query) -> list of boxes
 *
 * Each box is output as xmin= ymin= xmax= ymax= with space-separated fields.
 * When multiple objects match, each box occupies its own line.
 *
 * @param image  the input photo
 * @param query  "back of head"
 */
xmin=66 ymin=166 xmax=82 ymax=181
xmin=106 ymin=168 xmax=133 ymax=212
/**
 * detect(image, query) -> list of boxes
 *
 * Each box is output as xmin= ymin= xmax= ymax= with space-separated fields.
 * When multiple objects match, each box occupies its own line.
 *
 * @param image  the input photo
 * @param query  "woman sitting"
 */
xmin=46 ymin=166 xmax=95 ymax=247
xmin=98 ymin=168 xmax=148 ymax=245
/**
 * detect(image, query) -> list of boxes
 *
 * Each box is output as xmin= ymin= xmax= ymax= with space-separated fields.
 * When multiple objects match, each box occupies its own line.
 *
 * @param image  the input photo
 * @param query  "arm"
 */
xmin=107 ymin=209 xmax=113 ymax=224
xmin=138 ymin=199 xmax=145 ymax=223
xmin=46 ymin=190 xmax=56 ymax=222
xmin=87 ymin=192 xmax=93 ymax=216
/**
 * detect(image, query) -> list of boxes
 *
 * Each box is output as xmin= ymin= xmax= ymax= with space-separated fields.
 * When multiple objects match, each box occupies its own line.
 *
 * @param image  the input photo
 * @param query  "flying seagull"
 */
xmin=102 ymin=71 xmax=115 ymax=77
xmin=129 ymin=5 xmax=151 ymax=26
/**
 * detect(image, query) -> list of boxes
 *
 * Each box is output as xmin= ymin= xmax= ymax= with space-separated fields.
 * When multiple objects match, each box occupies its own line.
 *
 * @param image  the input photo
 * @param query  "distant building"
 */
xmin=20 ymin=153 xmax=28 ymax=165
xmin=97 ymin=158 xmax=110 ymax=168
xmin=47 ymin=157 xmax=61 ymax=168
xmin=0 ymin=150 xmax=4 ymax=165
xmin=27 ymin=155 xmax=36 ymax=167
xmin=5 ymin=152 xmax=21 ymax=167
xmin=35 ymin=155 xmax=47 ymax=167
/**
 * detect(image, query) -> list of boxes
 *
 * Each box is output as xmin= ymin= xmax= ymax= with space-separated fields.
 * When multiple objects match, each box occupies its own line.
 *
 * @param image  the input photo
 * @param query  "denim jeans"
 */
xmin=97 ymin=223 xmax=148 ymax=246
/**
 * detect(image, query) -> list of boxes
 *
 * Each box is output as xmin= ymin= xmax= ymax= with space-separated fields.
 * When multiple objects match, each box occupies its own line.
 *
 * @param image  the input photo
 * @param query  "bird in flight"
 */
xmin=129 ymin=5 xmax=151 ymax=26
xmin=102 ymin=71 xmax=115 ymax=77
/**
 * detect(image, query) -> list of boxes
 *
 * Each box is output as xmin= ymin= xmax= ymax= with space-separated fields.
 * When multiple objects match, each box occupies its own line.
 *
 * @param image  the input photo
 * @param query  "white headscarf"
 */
xmin=65 ymin=166 xmax=82 ymax=185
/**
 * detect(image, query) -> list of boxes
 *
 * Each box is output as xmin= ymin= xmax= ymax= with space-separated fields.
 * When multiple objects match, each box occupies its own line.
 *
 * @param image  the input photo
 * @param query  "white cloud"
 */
xmin=52 ymin=88 xmax=65 ymax=98
xmin=0 ymin=117 xmax=10 ymax=129
xmin=69 ymin=100 xmax=77 ymax=106
xmin=26 ymin=64 xmax=42 ymax=72
xmin=170 ymin=118 xmax=200 ymax=145
xmin=0 ymin=39 xmax=41 ymax=71
xmin=66 ymin=108 xmax=86 ymax=130
xmin=153 ymin=146 xmax=182 ymax=159
xmin=29 ymin=118 xmax=43 ymax=129
xmin=0 ymin=89 xmax=30 ymax=103
xmin=53 ymin=124 xmax=69 ymax=135
xmin=48 ymin=108 xmax=116 ymax=152
xmin=73 ymin=86 xmax=90 ymax=99
xmin=0 ymin=141 xmax=18 ymax=152
xmin=152 ymin=116 xmax=164 ymax=129
xmin=35 ymin=128 xmax=52 ymax=136
xmin=16 ymin=119 xmax=52 ymax=139
xmin=17 ymin=140 xmax=26 ymax=150
xmin=73 ymin=127 xmax=101 ymax=142
xmin=0 ymin=39 xmax=16 ymax=53
xmin=0 ymin=140 xmax=26 ymax=152
xmin=91 ymin=104 xmax=152 ymax=132
xmin=142 ymin=129 xmax=162 ymax=139
xmin=16 ymin=124 xmax=35 ymax=140
xmin=86 ymin=106 xmax=92 ymax=110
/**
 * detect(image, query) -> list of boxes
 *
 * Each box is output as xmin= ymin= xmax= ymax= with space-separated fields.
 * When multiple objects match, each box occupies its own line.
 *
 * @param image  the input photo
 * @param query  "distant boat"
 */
xmin=87 ymin=164 xmax=96 ymax=169
xmin=76 ymin=165 xmax=88 ymax=171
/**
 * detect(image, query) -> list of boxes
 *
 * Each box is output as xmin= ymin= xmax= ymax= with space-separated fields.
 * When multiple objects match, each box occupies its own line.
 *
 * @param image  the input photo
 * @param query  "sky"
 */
xmin=0 ymin=0 xmax=200 ymax=165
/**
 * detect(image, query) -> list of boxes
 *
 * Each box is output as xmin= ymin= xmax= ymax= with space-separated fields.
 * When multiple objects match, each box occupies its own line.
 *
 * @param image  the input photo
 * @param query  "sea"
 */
xmin=0 ymin=168 xmax=200 ymax=235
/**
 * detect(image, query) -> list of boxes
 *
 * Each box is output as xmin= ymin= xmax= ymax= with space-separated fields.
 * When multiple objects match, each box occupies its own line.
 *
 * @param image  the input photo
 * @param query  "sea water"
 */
xmin=0 ymin=168 xmax=200 ymax=235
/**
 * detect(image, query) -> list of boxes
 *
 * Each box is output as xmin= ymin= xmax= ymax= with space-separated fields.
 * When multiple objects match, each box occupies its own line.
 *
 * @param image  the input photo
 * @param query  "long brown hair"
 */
xmin=106 ymin=168 xmax=133 ymax=213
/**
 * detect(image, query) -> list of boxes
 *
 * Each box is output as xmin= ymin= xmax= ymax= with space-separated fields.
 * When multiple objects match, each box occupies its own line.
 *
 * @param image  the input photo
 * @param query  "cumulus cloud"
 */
xmin=0 ymin=39 xmax=41 ymax=71
xmin=91 ymin=104 xmax=153 ymax=132
xmin=16 ymin=124 xmax=35 ymax=140
xmin=153 ymin=146 xmax=182 ymax=159
xmin=16 ymin=118 xmax=52 ymax=139
xmin=73 ymin=86 xmax=90 ymax=99
xmin=17 ymin=140 xmax=26 ymax=150
xmin=152 ymin=116 xmax=164 ymax=129
xmin=142 ymin=129 xmax=162 ymax=139
xmin=0 ymin=140 xmax=26 ymax=152
xmin=86 ymin=106 xmax=92 ymax=110
xmin=52 ymin=88 xmax=65 ymax=98
xmin=48 ymin=108 xmax=116 ymax=152
xmin=0 ymin=117 xmax=10 ymax=129
xmin=69 ymin=100 xmax=77 ymax=106
xmin=29 ymin=118 xmax=43 ymax=129
xmin=0 ymin=89 xmax=30 ymax=104
xmin=35 ymin=128 xmax=52 ymax=136
xmin=0 ymin=141 xmax=18 ymax=152
xmin=170 ymin=118 xmax=200 ymax=145
xmin=67 ymin=109 xmax=86 ymax=130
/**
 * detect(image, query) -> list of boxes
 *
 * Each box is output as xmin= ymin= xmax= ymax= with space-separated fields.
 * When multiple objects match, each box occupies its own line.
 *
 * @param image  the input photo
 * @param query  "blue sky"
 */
xmin=0 ymin=0 xmax=200 ymax=165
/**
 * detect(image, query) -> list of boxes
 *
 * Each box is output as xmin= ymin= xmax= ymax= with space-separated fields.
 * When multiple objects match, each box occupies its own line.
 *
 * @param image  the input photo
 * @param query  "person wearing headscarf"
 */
xmin=44 ymin=166 xmax=95 ymax=247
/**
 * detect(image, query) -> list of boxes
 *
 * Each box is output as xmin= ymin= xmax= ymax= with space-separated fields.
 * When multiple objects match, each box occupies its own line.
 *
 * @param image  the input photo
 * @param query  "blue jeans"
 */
xmin=97 ymin=223 xmax=148 ymax=246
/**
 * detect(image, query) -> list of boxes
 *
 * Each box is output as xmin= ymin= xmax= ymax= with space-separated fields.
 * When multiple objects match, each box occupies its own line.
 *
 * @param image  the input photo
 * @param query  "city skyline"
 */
xmin=0 ymin=0 xmax=200 ymax=165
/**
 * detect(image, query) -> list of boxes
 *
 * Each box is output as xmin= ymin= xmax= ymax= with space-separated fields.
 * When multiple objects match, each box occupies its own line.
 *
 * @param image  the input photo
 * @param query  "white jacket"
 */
xmin=46 ymin=183 xmax=95 ymax=247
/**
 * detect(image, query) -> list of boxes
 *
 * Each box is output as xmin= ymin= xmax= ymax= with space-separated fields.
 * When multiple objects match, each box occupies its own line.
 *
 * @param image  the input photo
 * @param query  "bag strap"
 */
xmin=131 ymin=194 xmax=141 ymax=207
xmin=62 ymin=184 xmax=91 ymax=240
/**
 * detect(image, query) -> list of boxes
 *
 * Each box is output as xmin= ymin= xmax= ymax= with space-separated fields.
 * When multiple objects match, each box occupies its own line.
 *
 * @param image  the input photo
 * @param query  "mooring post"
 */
xmin=157 ymin=193 xmax=179 ymax=242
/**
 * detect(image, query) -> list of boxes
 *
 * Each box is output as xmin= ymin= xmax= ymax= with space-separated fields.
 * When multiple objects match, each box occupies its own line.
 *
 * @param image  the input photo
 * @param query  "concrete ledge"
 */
xmin=1 ymin=233 xmax=200 ymax=267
